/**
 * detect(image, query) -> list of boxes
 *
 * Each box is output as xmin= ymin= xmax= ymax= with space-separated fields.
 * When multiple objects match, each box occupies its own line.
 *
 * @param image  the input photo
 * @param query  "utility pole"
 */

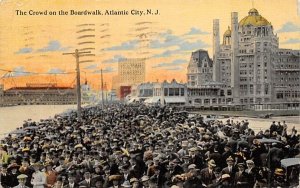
xmin=101 ymin=69 xmax=105 ymax=108
xmin=63 ymin=49 xmax=91 ymax=121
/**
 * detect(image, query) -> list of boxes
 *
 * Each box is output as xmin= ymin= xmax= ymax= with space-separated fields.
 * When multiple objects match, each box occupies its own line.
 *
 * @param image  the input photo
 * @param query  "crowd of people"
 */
xmin=0 ymin=104 xmax=299 ymax=188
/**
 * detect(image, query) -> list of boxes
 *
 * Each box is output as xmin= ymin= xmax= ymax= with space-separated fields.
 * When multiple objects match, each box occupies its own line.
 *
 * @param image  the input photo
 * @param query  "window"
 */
xmin=220 ymin=90 xmax=225 ymax=96
xmin=180 ymin=88 xmax=185 ymax=96
xmin=164 ymin=88 xmax=168 ymax=96
xmin=250 ymin=85 xmax=253 ymax=94
xmin=169 ymin=88 xmax=174 ymax=96
xmin=194 ymin=99 xmax=202 ymax=104
xmin=204 ymin=99 xmax=210 ymax=104
xmin=175 ymin=88 xmax=179 ymax=96
xmin=227 ymin=90 xmax=232 ymax=96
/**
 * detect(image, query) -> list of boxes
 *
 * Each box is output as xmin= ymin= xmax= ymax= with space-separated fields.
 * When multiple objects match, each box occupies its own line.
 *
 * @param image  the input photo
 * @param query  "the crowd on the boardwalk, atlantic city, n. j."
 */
xmin=0 ymin=104 xmax=299 ymax=188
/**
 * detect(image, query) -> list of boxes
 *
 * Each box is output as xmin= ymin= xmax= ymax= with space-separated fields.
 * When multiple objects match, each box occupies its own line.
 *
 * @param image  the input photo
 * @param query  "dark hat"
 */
xmin=8 ymin=163 xmax=20 ymax=170
xmin=226 ymin=156 xmax=234 ymax=162
xmin=237 ymin=163 xmax=245 ymax=168
xmin=108 ymin=175 xmax=122 ymax=181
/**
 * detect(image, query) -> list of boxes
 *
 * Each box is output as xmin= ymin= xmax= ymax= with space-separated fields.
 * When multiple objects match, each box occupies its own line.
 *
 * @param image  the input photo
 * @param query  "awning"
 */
xmin=164 ymin=97 xmax=186 ymax=103
xmin=144 ymin=97 xmax=160 ymax=104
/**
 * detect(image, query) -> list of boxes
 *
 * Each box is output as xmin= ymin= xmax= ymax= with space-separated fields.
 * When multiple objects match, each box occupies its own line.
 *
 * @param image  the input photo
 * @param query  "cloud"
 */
xmin=277 ymin=22 xmax=300 ymax=33
xmin=15 ymin=47 xmax=33 ymax=54
xmin=158 ymin=29 xmax=173 ymax=37
xmin=37 ymin=40 xmax=69 ymax=52
xmin=184 ymin=27 xmax=209 ymax=35
xmin=151 ymin=30 xmax=210 ymax=56
xmin=164 ymin=66 xmax=184 ymax=71
xmin=102 ymin=55 xmax=126 ymax=64
xmin=152 ymin=59 xmax=187 ymax=68
xmin=47 ymin=68 xmax=65 ymax=74
xmin=281 ymin=38 xmax=300 ymax=44
xmin=85 ymin=64 xmax=98 ymax=69
xmin=105 ymin=40 xmax=139 ymax=51
xmin=150 ymin=32 xmax=183 ymax=49
xmin=152 ymin=49 xmax=180 ymax=58
xmin=8 ymin=66 xmax=32 ymax=77
xmin=93 ymin=67 xmax=116 ymax=73
xmin=178 ymin=40 xmax=210 ymax=51
xmin=172 ymin=59 xmax=187 ymax=64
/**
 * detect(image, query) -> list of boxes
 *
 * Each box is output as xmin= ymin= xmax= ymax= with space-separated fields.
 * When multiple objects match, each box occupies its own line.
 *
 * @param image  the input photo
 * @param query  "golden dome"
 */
xmin=239 ymin=8 xmax=270 ymax=27
xmin=223 ymin=26 xmax=231 ymax=37
xmin=248 ymin=8 xmax=258 ymax=15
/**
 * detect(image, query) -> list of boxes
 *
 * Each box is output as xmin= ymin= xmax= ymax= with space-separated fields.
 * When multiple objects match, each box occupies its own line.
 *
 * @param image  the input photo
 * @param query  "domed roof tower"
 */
xmin=223 ymin=26 xmax=231 ymax=45
xmin=239 ymin=8 xmax=270 ymax=27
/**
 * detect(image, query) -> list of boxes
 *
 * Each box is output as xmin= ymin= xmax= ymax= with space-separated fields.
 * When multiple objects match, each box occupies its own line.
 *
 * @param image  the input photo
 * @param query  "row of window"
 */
xmin=240 ymin=97 xmax=270 ymax=104
xmin=276 ymin=92 xmax=300 ymax=99
xmin=163 ymin=88 xmax=185 ymax=97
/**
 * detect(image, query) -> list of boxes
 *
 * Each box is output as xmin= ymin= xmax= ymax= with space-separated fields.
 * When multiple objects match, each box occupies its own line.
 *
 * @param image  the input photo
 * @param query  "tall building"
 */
xmin=187 ymin=50 xmax=227 ymax=106
xmin=211 ymin=8 xmax=300 ymax=105
xmin=117 ymin=58 xmax=146 ymax=99
xmin=187 ymin=50 xmax=213 ymax=87
xmin=118 ymin=58 xmax=146 ymax=85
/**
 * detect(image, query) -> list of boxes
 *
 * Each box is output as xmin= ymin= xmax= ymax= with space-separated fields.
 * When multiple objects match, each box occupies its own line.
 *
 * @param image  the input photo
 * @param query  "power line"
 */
xmin=0 ymin=68 xmax=76 ymax=76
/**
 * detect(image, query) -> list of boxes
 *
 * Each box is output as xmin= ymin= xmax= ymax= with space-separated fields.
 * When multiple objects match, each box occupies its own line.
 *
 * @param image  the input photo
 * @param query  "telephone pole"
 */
xmin=63 ymin=49 xmax=91 ymax=121
xmin=101 ymin=69 xmax=105 ymax=108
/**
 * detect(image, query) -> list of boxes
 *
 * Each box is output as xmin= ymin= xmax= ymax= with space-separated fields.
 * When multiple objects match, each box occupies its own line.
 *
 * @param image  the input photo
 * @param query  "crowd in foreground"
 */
xmin=0 ymin=104 xmax=299 ymax=188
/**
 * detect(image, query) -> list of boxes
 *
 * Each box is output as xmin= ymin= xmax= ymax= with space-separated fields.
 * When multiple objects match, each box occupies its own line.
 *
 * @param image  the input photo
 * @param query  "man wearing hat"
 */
xmin=1 ymin=164 xmax=10 ymax=188
xmin=129 ymin=178 xmax=139 ymax=188
xmin=234 ymin=163 xmax=249 ymax=188
xmin=177 ymin=141 xmax=189 ymax=158
xmin=245 ymin=160 xmax=258 ymax=188
xmin=63 ymin=174 xmax=79 ymax=188
xmin=120 ymin=164 xmax=134 ymax=184
xmin=191 ymin=147 xmax=204 ymax=170
xmin=120 ymin=181 xmax=132 ymax=188
xmin=221 ymin=156 xmax=236 ymax=185
xmin=107 ymin=174 xmax=122 ymax=188
xmin=79 ymin=171 xmax=96 ymax=188
xmin=7 ymin=163 xmax=21 ymax=187
xmin=13 ymin=174 xmax=30 ymax=188
xmin=215 ymin=174 xmax=231 ymax=188
xmin=200 ymin=160 xmax=217 ymax=187
xmin=273 ymin=168 xmax=289 ymax=187
xmin=31 ymin=162 xmax=46 ymax=188
xmin=19 ymin=158 xmax=34 ymax=187
xmin=140 ymin=176 xmax=149 ymax=188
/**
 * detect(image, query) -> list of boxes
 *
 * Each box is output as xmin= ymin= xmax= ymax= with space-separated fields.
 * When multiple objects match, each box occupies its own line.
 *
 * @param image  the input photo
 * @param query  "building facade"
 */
xmin=210 ymin=8 xmax=299 ymax=106
xmin=187 ymin=50 xmax=228 ymax=106
xmin=187 ymin=50 xmax=213 ymax=87
xmin=0 ymin=83 xmax=77 ymax=106
xmin=117 ymin=58 xmax=146 ymax=99
xmin=128 ymin=80 xmax=187 ymax=106
xmin=118 ymin=58 xmax=146 ymax=85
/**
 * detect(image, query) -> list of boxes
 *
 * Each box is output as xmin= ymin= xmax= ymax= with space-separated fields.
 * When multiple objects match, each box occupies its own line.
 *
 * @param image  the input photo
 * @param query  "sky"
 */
xmin=0 ymin=0 xmax=299 ymax=90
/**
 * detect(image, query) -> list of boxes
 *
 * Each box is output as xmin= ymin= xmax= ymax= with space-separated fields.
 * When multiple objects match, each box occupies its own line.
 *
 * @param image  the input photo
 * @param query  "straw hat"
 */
xmin=17 ymin=174 xmax=28 ymax=179
xmin=208 ymin=160 xmax=216 ymax=167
